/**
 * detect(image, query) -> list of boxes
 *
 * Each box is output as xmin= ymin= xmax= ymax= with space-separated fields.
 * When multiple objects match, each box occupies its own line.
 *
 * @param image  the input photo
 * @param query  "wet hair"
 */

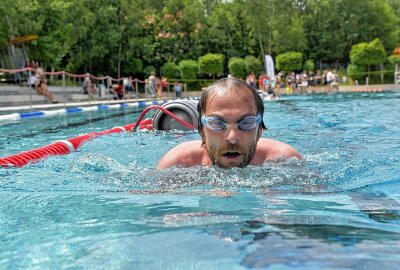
xmin=197 ymin=77 xmax=266 ymax=136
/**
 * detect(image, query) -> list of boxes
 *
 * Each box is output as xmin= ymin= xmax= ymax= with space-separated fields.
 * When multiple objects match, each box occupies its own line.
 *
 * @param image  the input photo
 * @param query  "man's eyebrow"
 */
xmin=205 ymin=114 xmax=225 ymax=119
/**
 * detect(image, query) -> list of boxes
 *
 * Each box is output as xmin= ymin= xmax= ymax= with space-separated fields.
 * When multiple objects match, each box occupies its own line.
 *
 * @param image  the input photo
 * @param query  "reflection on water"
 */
xmin=1 ymin=92 xmax=400 ymax=269
xmin=241 ymin=222 xmax=400 ymax=269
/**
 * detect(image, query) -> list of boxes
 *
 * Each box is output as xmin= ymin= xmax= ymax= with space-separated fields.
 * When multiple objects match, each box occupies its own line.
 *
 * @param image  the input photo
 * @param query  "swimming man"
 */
xmin=157 ymin=77 xmax=302 ymax=170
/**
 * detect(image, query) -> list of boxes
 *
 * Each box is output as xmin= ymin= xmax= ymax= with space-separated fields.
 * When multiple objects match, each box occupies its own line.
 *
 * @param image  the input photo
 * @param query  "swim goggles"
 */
xmin=201 ymin=114 xmax=262 ymax=132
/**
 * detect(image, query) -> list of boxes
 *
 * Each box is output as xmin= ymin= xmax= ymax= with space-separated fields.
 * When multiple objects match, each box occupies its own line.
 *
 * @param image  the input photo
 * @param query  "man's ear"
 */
xmin=256 ymin=127 xmax=263 ymax=141
xmin=199 ymin=128 xmax=206 ymax=145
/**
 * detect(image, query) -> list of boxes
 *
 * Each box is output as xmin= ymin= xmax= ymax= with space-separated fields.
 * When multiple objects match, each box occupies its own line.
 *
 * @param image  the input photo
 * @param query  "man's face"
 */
xmin=202 ymin=90 xmax=261 ymax=168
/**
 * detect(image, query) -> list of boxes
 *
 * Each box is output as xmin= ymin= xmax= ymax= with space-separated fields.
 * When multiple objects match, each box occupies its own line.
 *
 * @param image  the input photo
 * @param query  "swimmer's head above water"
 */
xmin=157 ymin=77 xmax=302 ymax=170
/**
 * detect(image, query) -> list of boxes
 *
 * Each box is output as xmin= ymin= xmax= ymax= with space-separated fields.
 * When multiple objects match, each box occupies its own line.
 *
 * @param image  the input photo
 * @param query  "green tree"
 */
xmin=276 ymin=52 xmax=303 ymax=72
xmin=387 ymin=0 xmax=400 ymax=47
xmin=162 ymin=62 xmax=180 ymax=79
xmin=21 ymin=1 xmax=78 ymax=70
xmin=303 ymin=59 xmax=314 ymax=71
xmin=62 ymin=0 xmax=119 ymax=74
xmin=204 ymin=1 xmax=251 ymax=59
xmin=151 ymin=0 xmax=205 ymax=65
xmin=349 ymin=38 xmax=387 ymax=75
xmin=0 ymin=0 xmax=41 ymax=45
xmin=125 ymin=58 xmax=143 ymax=75
xmin=244 ymin=0 xmax=274 ymax=57
xmin=228 ymin=57 xmax=246 ymax=78
xmin=2 ymin=0 xmax=399 ymax=78
xmin=346 ymin=64 xmax=366 ymax=81
xmin=244 ymin=0 xmax=307 ymax=58
xmin=63 ymin=1 xmax=96 ymax=72
xmin=244 ymin=55 xmax=262 ymax=75
xmin=198 ymin=53 xmax=224 ymax=77
xmin=272 ymin=15 xmax=307 ymax=55
xmin=304 ymin=0 xmax=397 ymax=63
xmin=179 ymin=59 xmax=198 ymax=80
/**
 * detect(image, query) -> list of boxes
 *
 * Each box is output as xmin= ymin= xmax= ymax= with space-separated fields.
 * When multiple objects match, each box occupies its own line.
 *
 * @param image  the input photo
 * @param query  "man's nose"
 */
xmin=225 ymin=125 xmax=240 ymax=144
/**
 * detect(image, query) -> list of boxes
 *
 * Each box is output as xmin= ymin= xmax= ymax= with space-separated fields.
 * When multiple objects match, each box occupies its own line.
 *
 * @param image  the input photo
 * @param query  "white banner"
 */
xmin=264 ymin=55 xmax=275 ymax=83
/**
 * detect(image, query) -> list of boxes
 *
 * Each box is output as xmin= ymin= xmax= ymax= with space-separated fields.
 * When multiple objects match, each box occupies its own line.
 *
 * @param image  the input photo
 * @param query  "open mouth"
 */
xmin=223 ymin=151 xmax=241 ymax=159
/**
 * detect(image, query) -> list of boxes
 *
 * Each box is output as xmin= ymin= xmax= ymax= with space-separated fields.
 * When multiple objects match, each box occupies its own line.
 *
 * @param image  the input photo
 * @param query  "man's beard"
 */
xmin=206 ymin=141 xmax=257 ymax=168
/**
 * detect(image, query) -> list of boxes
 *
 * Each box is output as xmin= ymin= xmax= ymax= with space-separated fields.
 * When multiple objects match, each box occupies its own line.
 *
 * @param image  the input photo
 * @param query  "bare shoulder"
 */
xmin=253 ymin=138 xmax=303 ymax=163
xmin=157 ymin=140 xmax=207 ymax=170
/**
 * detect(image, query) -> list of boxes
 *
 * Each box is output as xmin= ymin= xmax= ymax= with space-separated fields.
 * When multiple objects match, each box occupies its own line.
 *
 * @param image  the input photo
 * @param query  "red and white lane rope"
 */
xmin=0 ymin=106 xmax=194 ymax=168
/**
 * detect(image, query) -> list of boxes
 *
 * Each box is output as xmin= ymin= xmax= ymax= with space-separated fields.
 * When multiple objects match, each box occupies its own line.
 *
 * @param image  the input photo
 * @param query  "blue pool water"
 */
xmin=1 ymin=92 xmax=400 ymax=269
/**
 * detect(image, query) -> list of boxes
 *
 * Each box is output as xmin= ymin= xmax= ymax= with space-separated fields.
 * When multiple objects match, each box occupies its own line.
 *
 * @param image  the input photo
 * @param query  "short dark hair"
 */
xmin=197 ymin=77 xmax=266 ymax=136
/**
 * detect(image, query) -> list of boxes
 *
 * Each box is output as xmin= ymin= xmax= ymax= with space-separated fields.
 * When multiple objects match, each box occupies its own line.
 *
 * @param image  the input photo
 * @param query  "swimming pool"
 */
xmin=1 ymin=92 xmax=400 ymax=269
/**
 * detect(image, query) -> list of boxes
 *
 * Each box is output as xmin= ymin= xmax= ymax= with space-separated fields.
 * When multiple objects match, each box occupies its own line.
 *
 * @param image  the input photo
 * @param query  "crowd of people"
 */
xmin=25 ymin=60 xmax=181 ymax=102
xmin=245 ymin=69 xmax=340 ymax=98
xmin=102 ymin=74 xmax=185 ymax=100
xmin=146 ymin=73 xmax=171 ymax=98
xmin=283 ymin=69 xmax=339 ymax=93
xmin=25 ymin=58 xmax=340 ymax=104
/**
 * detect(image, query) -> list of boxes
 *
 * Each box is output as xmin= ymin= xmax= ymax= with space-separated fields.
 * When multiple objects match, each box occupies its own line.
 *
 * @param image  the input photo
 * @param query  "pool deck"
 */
xmin=274 ymin=83 xmax=398 ymax=95
xmin=0 ymin=85 xmax=200 ymax=112
xmin=0 ymin=83 xmax=398 ymax=112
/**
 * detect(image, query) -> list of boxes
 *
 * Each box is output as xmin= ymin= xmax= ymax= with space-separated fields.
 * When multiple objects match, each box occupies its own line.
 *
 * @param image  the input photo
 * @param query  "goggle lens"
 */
xmin=201 ymin=114 xmax=261 ymax=131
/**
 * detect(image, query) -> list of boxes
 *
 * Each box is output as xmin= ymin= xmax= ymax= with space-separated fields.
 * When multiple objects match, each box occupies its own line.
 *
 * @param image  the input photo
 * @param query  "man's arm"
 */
xmin=157 ymin=144 xmax=185 ymax=170
xmin=157 ymin=140 xmax=206 ymax=170
xmin=254 ymin=138 xmax=303 ymax=163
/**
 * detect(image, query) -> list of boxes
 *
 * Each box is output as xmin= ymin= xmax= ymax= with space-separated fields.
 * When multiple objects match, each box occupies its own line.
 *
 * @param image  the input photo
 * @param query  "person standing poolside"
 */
xmin=258 ymin=73 xmax=267 ymax=91
xmin=326 ymin=69 xmax=335 ymax=93
xmin=124 ymin=76 xmax=135 ymax=99
xmin=173 ymin=81 xmax=183 ymax=98
xmin=156 ymin=76 xmax=163 ymax=98
xmin=157 ymin=77 xmax=302 ymax=170
xmin=315 ymin=70 xmax=322 ymax=86
xmin=160 ymin=76 xmax=168 ymax=97
xmin=246 ymin=73 xmax=256 ymax=88
xmin=148 ymin=73 xmax=157 ymax=98
xmin=82 ymin=74 xmax=97 ymax=99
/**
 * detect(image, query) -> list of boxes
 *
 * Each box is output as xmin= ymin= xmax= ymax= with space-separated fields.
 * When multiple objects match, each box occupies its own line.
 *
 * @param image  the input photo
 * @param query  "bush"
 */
xmin=303 ymin=59 xmax=314 ymax=71
xmin=162 ymin=62 xmax=180 ymax=79
xmin=346 ymin=64 xmax=366 ymax=80
xmin=198 ymin=53 xmax=225 ymax=77
xmin=228 ymin=57 xmax=246 ymax=78
xmin=388 ymin=55 xmax=400 ymax=65
xmin=244 ymin=55 xmax=262 ymax=75
xmin=178 ymin=60 xmax=198 ymax=81
xmin=276 ymin=52 xmax=303 ymax=72
xmin=349 ymin=38 xmax=386 ymax=67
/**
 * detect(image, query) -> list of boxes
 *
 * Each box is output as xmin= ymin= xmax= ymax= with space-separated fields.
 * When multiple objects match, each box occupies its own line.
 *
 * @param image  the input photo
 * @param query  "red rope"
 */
xmin=132 ymin=105 xmax=194 ymax=131
xmin=0 ymin=68 xmax=148 ymax=83
xmin=0 ymin=106 xmax=194 ymax=168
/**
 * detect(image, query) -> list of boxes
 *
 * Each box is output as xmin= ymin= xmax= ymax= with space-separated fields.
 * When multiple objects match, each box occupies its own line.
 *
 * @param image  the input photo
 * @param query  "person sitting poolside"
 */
xmin=34 ymin=68 xmax=58 ymax=104
xmin=157 ymin=77 xmax=302 ymax=170
xmin=28 ymin=73 xmax=37 ymax=89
